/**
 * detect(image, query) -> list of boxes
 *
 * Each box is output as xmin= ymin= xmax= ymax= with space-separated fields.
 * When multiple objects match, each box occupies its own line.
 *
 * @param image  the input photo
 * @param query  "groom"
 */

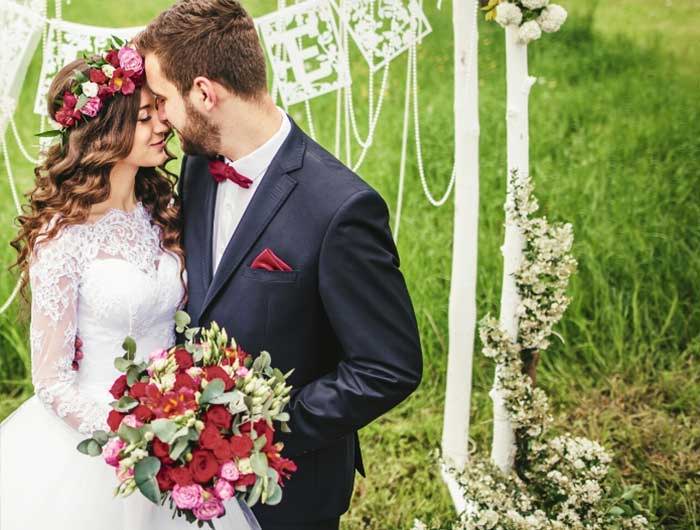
xmin=136 ymin=1 xmax=422 ymax=528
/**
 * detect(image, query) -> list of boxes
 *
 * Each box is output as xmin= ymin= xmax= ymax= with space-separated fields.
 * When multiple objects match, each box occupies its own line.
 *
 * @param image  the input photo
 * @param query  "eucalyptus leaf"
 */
xmin=122 ymin=336 xmax=137 ymax=360
xmin=208 ymin=390 xmax=243 ymax=405
xmin=174 ymin=311 xmax=191 ymax=332
xmin=250 ymin=452 xmax=268 ymax=476
xmin=245 ymin=477 xmax=263 ymax=507
xmin=134 ymin=457 xmax=162 ymax=504
xmin=117 ymin=423 xmax=143 ymax=444
xmin=265 ymin=483 xmax=283 ymax=505
xmin=150 ymin=419 xmax=178 ymax=444
xmin=113 ymin=395 xmax=138 ymax=412
xmin=126 ymin=364 xmax=141 ymax=386
xmin=114 ymin=356 xmax=133 ymax=372
xmin=92 ymin=430 xmax=109 ymax=445
xmin=76 ymin=438 xmax=102 ymax=456
xmin=280 ymin=422 xmax=291 ymax=433
xmin=169 ymin=437 xmax=189 ymax=461
xmin=199 ymin=378 xmax=225 ymax=405
xmin=253 ymin=435 xmax=267 ymax=452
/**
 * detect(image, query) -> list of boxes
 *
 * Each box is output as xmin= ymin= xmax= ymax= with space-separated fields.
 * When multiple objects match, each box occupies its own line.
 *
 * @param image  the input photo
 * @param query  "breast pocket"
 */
xmin=241 ymin=267 xmax=299 ymax=284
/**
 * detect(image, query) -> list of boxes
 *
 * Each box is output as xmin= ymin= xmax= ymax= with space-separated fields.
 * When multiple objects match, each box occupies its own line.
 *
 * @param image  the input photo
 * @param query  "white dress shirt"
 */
xmin=212 ymin=107 xmax=291 ymax=274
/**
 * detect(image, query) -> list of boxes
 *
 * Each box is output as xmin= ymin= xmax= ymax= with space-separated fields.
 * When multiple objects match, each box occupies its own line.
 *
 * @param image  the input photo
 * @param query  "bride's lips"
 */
xmin=150 ymin=139 xmax=165 ymax=149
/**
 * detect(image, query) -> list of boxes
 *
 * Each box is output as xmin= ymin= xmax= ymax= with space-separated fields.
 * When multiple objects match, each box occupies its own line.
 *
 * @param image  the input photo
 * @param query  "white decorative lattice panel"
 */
xmin=256 ymin=0 xmax=350 ymax=107
xmin=33 ymin=19 xmax=143 ymax=116
xmin=334 ymin=0 xmax=431 ymax=72
xmin=1 ymin=1 xmax=44 ymax=103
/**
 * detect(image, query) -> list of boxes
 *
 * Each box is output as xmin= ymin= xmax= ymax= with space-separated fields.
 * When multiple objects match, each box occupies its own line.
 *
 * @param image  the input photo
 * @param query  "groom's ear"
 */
xmin=190 ymin=76 xmax=219 ymax=112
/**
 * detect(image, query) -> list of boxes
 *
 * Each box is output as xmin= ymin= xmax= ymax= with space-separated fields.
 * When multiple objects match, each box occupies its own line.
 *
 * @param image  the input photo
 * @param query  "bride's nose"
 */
xmin=153 ymin=112 xmax=170 ymax=135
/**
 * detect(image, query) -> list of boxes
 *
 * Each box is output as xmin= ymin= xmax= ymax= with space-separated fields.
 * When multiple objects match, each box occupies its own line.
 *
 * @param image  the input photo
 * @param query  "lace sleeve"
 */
xmin=29 ymin=227 xmax=110 ymax=435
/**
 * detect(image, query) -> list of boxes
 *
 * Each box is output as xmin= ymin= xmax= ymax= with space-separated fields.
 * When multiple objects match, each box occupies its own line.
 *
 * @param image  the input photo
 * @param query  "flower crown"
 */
xmin=37 ymin=36 xmax=145 ymax=144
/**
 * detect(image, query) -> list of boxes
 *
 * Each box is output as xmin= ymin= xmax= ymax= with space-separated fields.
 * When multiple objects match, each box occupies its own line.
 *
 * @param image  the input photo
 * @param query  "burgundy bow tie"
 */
xmin=208 ymin=159 xmax=253 ymax=188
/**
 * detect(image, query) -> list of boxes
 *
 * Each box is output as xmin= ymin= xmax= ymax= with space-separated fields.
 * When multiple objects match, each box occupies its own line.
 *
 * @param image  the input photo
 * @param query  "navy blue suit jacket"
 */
xmin=177 ymin=117 xmax=422 ymax=524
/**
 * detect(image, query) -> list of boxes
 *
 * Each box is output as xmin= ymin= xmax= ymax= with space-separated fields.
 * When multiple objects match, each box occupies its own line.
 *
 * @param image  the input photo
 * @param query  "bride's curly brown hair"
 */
xmin=10 ymin=57 xmax=186 ymax=303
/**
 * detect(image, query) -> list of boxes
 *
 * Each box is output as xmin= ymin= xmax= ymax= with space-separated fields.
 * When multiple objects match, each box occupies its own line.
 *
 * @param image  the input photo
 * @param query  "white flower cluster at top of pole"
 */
xmin=412 ymin=170 xmax=651 ymax=529
xmin=482 ymin=0 xmax=568 ymax=44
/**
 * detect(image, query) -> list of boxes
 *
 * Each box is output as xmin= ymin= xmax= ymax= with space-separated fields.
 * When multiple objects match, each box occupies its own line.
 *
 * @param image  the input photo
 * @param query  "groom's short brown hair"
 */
xmin=135 ymin=0 xmax=267 ymax=100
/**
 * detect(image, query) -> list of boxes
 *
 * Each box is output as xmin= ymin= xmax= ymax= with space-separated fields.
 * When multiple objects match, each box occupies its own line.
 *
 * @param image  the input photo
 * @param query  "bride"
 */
xmin=0 ymin=43 xmax=258 ymax=530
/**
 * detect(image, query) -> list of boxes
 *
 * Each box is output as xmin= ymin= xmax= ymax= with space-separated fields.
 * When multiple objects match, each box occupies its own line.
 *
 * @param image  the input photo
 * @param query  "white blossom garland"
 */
xmin=413 ymin=171 xmax=651 ymax=529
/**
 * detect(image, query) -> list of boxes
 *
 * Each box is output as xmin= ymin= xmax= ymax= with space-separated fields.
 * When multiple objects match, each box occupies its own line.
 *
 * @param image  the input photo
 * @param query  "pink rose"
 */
xmin=79 ymin=96 xmax=102 ymax=117
xmin=172 ymin=483 xmax=204 ymax=510
xmin=193 ymin=493 xmax=225 ymax=521
xmin=219 ymin=461 xmax=240 ymax=482
xmin=236 ymin=366 xmax=249 ymax=377
xmin=103 ymin=437 xmax=126 ymax=467
xmin=116 ymin=466 xmax=134 ymax=482
xmin=213 ymin=478 xmax=234 ymax=501
xmin=118 ymin=46 xmax=144 ymax=76
xmin=122 ymin=414 xmax=143 ymax=428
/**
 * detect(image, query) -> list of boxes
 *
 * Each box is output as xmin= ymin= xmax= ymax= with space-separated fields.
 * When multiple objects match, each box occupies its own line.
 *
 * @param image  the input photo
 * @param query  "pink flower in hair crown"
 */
xmin=36 ymin=35 xmax=145 ymax=145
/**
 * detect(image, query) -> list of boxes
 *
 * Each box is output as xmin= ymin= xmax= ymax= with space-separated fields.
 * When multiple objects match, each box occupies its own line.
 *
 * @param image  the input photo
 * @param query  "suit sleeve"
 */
xmin=279 ymin=188 xmax=423 ymax=457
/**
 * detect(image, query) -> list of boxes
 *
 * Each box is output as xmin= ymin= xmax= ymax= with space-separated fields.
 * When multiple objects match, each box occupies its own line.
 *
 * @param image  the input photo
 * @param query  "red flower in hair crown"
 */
xmin=37 ymin=36 xmax=145 ymax=145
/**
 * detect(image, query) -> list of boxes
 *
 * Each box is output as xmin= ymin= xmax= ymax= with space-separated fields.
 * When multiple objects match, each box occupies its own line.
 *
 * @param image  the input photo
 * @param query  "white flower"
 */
xmin=518 ymin=20 xmax=542 ymax=44
xmin=537 ymin=4 xmax=568 ymax=33
xmin=80 ymin=81 xmax=99 ymax=98
xmin=102 ymin=64 xmax=115 ymax=78
xmin=494 ymin=2 xmax=523 ymax=27
xmin=522 ymin=0 xmax=549 ymax=8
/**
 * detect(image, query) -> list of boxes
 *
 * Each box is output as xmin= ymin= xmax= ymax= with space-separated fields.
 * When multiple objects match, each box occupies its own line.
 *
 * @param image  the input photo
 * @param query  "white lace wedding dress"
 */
xmin=0 ymin=202 xmax=258 ymax=530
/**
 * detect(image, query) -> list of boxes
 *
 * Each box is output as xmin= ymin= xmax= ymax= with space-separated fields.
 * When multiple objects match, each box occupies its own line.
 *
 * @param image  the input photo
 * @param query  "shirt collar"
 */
xmin=222 ymin=106 xmax=291 ymax=181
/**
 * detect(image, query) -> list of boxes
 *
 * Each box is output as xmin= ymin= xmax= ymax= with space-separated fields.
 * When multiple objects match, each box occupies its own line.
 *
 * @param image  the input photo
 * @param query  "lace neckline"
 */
xmin=85 ymin=201 xmax=145 ymax=226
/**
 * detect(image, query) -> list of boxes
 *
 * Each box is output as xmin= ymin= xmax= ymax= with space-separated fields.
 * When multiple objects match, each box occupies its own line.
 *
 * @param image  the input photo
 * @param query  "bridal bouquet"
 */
xmin=77 ymin=311 xmax=297 ymax=527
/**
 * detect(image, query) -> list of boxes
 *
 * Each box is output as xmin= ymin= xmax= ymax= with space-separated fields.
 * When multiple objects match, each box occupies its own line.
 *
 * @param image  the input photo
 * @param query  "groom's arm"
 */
xmin=278 ymin=188 xmax=423 ymax=457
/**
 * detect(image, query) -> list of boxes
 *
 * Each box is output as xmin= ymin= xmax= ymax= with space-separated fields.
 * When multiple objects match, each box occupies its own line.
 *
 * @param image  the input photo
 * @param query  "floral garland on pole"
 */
xmin=481 ymin=0 xmax=568 ymax=44
xmin=412 ymin=171 xmax=651 ymax=529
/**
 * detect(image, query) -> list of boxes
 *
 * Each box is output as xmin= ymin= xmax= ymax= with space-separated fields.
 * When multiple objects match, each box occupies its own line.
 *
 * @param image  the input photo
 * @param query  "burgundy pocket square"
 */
xmin=251 ymin=248 xmax=293 ymax=272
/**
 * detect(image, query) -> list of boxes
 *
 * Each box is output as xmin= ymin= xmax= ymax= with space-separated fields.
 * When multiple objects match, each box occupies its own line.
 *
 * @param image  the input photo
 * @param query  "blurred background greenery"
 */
xmin=0 ymin=0 xmax=698 ymax=528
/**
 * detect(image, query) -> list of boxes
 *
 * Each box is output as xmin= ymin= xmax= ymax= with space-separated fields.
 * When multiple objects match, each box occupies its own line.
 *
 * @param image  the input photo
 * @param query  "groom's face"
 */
xmin=144 ymin=53 xmax=221 ymax=158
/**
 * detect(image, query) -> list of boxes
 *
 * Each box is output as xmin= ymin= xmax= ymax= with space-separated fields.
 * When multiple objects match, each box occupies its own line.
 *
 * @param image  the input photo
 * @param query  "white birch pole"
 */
xmin=490 ymin=25 xmax=536 ymax=473
xmin=440 ymin=0 xmax=479 ymax=512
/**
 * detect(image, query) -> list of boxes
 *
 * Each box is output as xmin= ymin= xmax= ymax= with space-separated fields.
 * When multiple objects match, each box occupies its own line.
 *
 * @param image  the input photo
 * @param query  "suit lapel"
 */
xmin=200 ymin=171 xmax=217 ymax=294
xmin=198 ymin=119 xmax=305 ymax=321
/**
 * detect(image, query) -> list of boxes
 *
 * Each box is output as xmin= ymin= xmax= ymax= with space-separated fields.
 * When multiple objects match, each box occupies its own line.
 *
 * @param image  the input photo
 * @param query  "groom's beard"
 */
xmin=177 ymin=99 xmax=221 ymax=158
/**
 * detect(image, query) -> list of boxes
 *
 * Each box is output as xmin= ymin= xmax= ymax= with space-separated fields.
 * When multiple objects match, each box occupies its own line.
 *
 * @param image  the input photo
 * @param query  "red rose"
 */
xmin=105 ymin=49 xmax=120 ymax=67
xmin=204 ymin=405 xmax=232 ymax=431
xmin=230 ymin=435 xmax=253 ymax=458
xmin=156 ymin=465 xmax=175 ymax=491
xmin=173 ymin=373 xmax=197 ymax=392
xmin=174 ymin=348 xmax=193 ymax=371
xmin=129 ymin=381 xmax=148 ymax=399
xmin=97 ymin=83 xmax=114 ymax=100
xmin=107 ymin=410 xmax=125 ymax=432
xmin=203 ymin=366 xmax=234 ymax=391
xmin=89 ymin=68 xmax=107 ymax=84
xmin=151 ymin=438 xmax=174 ymax=465
xmin=169 ymin=466 xmax=194 ymax=486
xmin=133 ymin=404 xmax=154 ymax=423
xmin=254 ymin=420 xmax=275 ymax=453
xmin=212 ymin=439 xmax=232 ymax=462
xmin=235 ymin=473 xmax=257 ymax=488
xmin=189 ymin=449 xmax=219 ymax=484
xmin=109 ymin=374 xmax=128 ymax=399
xmin=199 ymin=424 xmax=223 ymax=450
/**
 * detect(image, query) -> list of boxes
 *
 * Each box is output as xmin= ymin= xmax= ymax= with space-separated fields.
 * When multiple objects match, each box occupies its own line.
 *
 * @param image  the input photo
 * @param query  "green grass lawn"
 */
xmin=1 ymin=1 xmax=698 ymax=528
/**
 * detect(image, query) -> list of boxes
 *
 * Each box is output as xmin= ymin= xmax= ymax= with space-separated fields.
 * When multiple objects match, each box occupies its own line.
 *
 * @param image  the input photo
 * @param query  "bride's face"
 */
xmin=122 ymin=90 xmax=171 ymax=168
